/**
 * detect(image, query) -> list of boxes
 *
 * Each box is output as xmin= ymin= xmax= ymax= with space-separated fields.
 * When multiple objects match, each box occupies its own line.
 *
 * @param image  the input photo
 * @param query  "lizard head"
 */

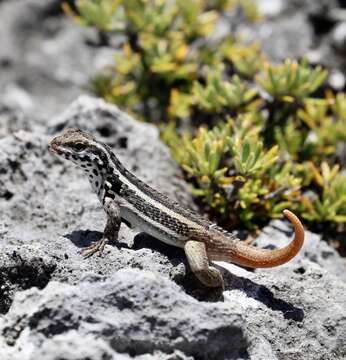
xmin=50 ymin=128 xmax=111 ymax=194
xmin=50 ymin=127 xmax=125 ymax=197
xmin=50 ymin=126 xmax=124 ymax=171
xmin=50 ymin=128 xmax=95 ymax=160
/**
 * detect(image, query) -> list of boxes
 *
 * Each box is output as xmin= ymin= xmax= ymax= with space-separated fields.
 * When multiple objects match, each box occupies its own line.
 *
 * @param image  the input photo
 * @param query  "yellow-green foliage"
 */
xmin=256 ymin=59 xmax=327 ymax=102
xmin=302 ymin=163 xmax=346 ymax=223
xmin=193 ymin=69 xmax=257 ymax=113
xmin=163 ymin=115 xmax=301 ymax=227
xmin=66 ymin=0 xmax=263 ymax=122
xmin=63 ymin=0 xmax=122 ymax=32
xmin=227 ymin=0 xmax=262 ymax=22
xmin=68 ymin=0 xmax=346 ymax=232
xmin=222 ymin=41 xmax=264 ymax=78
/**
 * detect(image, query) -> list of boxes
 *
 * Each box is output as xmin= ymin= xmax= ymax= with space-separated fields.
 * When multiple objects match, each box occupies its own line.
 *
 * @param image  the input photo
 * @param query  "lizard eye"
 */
xmin=72 ymin=143 xmax=86 ymax=152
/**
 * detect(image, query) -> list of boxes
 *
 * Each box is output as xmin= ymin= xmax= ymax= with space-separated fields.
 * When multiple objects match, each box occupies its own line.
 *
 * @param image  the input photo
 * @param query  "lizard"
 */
xmin=49 ymin=128 xmax=304 ymax=289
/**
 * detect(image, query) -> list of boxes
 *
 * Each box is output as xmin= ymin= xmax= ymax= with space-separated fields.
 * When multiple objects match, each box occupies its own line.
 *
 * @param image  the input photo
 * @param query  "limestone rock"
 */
xmin=0 ymin=97 xmax=345 ymax=359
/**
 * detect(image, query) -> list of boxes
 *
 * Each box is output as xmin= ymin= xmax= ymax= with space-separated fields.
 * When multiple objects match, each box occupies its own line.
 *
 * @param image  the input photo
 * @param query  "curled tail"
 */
xmin=211 ymin=210 xmax=304 ymax=268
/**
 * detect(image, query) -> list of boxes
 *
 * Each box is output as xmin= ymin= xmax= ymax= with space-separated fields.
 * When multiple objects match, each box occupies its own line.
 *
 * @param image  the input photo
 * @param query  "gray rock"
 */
xmin=217 ymin=258 xmax=346 ymax=359
xmin=302 ymin=0 xmax=340 ymax=17
xmin=328 ymin=69 xmax=346 ymax=90
xmin=256 ymin=0 xmax=287 ymax=18
xmin=0 ymin=96 xmax=194 ymax=313
xmin=0 ymin=97 xmax=346 ymax=359
xmin=0 ymin=270 xmax=246 ymax=360
xmin=31 ymin=335 xmax=194 ymax=360
xmin=255 ymin=220 xmax=346 ymax=280
xmin=0 ymin=104 xmax=32 ymax=139
xmin=2 ymin=84 xmax=34 ymax=113
xmin=238 ymin=13 xmax=313 ymax=62
xmin=332 ymin=21 xmax=346 ymax=51
xmin=0 ymin=0 xmax=114 ymax=118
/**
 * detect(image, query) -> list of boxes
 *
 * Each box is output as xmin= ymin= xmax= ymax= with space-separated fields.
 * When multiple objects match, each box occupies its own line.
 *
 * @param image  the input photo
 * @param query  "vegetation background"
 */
xmin=65 ymin=0 xmax=346 ymax=254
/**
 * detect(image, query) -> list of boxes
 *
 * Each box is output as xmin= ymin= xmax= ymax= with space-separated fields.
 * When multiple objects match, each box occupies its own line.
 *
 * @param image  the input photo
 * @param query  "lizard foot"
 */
xmin=80 ymin=238 xmax=108 ymax=258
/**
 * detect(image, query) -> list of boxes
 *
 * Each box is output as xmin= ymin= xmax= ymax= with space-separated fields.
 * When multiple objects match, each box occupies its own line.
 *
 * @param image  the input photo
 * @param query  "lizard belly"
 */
xmin=119 ymin=205 xmax=186 ymax=248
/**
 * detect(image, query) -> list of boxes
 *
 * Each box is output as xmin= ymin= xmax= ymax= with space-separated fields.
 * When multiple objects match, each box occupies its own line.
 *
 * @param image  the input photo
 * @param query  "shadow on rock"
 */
xmin=132 ymin=233 xmax=226 ymax=302
xmin=0 ymin=250 xmax=56 ymax=314
xmin=64 ymin=231 xmax=305 ymax=313
xmin=222 ymin=269 xmax=305 ymax=322
xmin=64 ymin=230 xmax=131 ymax=250
xmin=132 ymin=232 xmax=185 ymax=257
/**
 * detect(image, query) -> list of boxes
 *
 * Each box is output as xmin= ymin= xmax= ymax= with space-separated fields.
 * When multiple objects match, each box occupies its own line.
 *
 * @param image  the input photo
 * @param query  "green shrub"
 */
xmin=66 ymin=0 xmax=263 ymax=122
xmin=256 ymin=59 xmax=328 ymax=102
xmin=193 ymin=69 xmax=257 ymax=113
xmin=163 ymin=115 xmax=301 ymax=227
xmin=222 ymin=41 xmax=264 ymax=78
xmin=302 ymin=163 xmax=346 ymax=223
xmin=67 ymin=0 xmax=346 ymax=233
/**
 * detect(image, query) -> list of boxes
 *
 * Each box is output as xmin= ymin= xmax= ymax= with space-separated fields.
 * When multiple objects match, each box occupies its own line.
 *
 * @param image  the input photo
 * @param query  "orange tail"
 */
xmin=228 ymin=210 xmax=304 ymax=268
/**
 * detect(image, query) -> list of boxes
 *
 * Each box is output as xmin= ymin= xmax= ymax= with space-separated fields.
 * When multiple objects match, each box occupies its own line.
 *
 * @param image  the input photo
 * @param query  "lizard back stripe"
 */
xmin=92 ymin=141 xmax=237 ymax=243
xmin=104 ymin=172 xmax=190 ymax=236
xmin=99 ymin=142 xmax=209 ymax=228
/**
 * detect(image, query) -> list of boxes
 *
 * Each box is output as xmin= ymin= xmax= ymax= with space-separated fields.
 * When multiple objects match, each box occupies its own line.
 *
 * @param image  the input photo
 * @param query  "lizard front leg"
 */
xmin=81 ymin=198 xmax=121 ymax=258
xmin=184 ymin=240 xmax=224 ymax=289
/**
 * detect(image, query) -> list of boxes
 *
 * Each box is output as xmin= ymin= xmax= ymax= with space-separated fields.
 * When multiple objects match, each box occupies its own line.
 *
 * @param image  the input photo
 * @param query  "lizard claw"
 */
xmin=80 ymin=238 xmax=107 ymax=258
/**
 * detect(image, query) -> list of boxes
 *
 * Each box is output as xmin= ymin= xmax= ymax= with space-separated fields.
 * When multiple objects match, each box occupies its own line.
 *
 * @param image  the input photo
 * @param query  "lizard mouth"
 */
xmin=49 ymin=142 xmax=63 ymax=155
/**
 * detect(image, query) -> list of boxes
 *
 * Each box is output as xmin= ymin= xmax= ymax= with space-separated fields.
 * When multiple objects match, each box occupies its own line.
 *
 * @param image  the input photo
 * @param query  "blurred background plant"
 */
xmin=65 ymin=0 xmax=346 ymax=236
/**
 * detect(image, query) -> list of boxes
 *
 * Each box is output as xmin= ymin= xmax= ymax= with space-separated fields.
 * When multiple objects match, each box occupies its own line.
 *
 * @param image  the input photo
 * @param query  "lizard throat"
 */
xmin=72 ymin=153 xmax=107 ymax=200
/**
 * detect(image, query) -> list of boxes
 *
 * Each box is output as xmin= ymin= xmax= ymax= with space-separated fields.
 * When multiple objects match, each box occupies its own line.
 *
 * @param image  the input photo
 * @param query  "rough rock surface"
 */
xmin=0 ymin=96 xmax=194 ymax=309
xmin=0 ymin=96 xmax=346 ymax=360
xmin=0 ymin=0 xmax=114 ymax=118
xmin=238 ymin=11 xmax=313 ymax=62
xmin=0 ymin=1 xmax=346 ymax=359
xmin=240 ymin=0 xmax=346 ymax=90
xmin=0 ymin=270 xmax=246 ymax=360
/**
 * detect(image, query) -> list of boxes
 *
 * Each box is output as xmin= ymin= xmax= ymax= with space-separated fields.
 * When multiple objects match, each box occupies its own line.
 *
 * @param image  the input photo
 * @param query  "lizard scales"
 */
xmin=50 ymin=128 xmax=304 ymax=288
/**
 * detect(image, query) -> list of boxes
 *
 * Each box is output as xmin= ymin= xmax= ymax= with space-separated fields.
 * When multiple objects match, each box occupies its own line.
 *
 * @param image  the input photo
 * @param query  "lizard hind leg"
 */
xmin=184 ymin=240 xmax=224 ymax=289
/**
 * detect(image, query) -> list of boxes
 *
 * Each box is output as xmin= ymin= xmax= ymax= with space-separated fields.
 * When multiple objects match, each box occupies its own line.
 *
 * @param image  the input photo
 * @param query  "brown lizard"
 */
xmin=50 ymin=128 xmax=304 ymax=289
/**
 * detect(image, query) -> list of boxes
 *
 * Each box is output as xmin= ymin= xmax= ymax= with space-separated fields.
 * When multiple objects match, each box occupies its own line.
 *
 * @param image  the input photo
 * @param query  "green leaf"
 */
xmin=242 ymin=141 xmax=250 ymax=163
